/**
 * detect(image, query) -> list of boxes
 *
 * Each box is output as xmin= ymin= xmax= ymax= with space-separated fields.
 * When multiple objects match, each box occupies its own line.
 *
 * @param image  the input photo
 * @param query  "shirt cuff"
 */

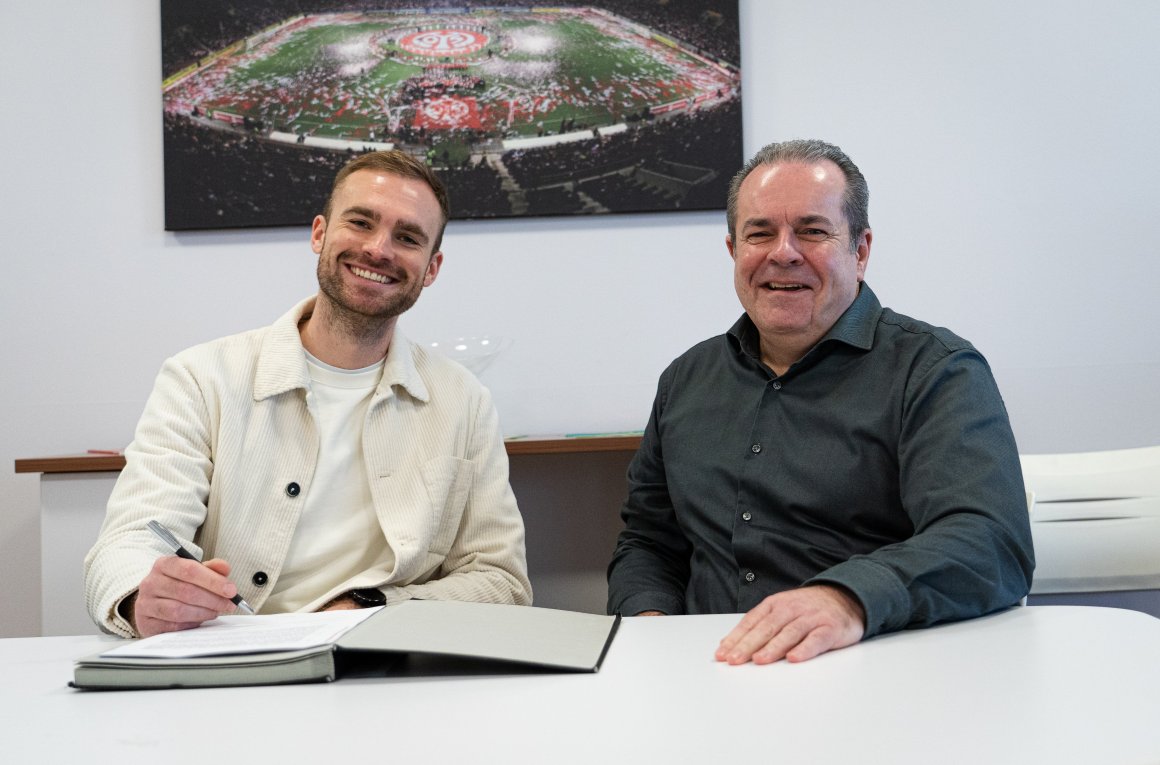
xmin=612 ymin=591 xmax=686 ymax=617
xmin=806 ymin=558 xmax=910 ymax=638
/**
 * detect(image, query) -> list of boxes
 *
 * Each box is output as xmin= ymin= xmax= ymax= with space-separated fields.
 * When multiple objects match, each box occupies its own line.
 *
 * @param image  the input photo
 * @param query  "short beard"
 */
xmin=315 ymin=251 xmax=425 ymax=344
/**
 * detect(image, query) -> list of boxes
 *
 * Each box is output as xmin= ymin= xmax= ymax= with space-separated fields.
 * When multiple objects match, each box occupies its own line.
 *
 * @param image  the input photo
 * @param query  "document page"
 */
xmin=101 ymin=607 xmax=381 ymax=659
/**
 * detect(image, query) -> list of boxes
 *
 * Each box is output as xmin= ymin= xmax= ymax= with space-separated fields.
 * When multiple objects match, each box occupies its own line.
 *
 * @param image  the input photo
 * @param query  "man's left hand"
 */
xmin=715 ymin=584 xmax=866 ymax=665
xmin=319 ymin=595 xmax=360 ymax=611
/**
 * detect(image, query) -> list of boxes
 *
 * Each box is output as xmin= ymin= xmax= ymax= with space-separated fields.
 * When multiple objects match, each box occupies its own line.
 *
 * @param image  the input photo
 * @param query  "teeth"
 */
xmin=351 ymin=266 xmax=392 ymax=284
xmin=768 ymin=284 xmax=805 ymax=290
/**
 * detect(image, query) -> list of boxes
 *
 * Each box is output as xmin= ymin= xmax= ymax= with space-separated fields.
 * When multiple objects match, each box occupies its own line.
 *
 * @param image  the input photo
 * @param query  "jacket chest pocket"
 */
xmin=421 ymin=456 xmax=474 ymax=556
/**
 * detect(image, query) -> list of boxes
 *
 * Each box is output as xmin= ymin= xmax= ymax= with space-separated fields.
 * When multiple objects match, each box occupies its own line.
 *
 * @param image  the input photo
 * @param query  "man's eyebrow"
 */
xmin=394 ymin=218 xmax=431 ymax=242
xmin=796 ymin=214 xmax=837 ymax=228
xmin=740 ymin=214 xmax=839 ymax=233
xmin=342 ymin=205 xmax=380 ymax=221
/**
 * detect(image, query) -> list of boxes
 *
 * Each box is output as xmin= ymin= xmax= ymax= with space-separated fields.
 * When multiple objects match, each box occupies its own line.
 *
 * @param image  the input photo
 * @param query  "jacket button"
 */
xmin=286 ymin=482 xmax=301 ymax=497
xmin=744 ymin=571 xmax=756 ymax=583
xmin=252 ymin=571 xmax=268 ymax=586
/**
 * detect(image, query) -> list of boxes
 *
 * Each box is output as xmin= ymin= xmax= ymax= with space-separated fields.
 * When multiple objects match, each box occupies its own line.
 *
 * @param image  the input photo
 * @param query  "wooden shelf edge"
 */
xmin=16 ymin=436 xmax=643 ymax=474
xmin=504 ymin=435 xmax=642 ymax=456
xmin=15 ymin=455 xmax=127 ymax=474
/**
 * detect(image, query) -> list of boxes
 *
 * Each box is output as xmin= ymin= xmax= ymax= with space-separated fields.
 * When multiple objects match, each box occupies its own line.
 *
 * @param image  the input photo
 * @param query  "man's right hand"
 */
xmin=128 ymin=555 xmax=240 ymax=637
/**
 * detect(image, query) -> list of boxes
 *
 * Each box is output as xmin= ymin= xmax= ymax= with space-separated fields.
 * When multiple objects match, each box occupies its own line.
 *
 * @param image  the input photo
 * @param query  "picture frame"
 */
xmin=162 ymin=1 xmax=742 ymax=230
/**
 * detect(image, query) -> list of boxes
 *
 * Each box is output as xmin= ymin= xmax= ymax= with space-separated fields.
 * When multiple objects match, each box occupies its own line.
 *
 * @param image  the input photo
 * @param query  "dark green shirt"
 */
xmin=607 ymin=284 xmax=1034 ymax=637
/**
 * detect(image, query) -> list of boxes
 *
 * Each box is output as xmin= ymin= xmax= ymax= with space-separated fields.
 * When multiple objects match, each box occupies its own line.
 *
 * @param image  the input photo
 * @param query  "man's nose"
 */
xmin=363 ymin=229 xmax=394 ymax=259
xmin=767 ymin=233 xmax=804 ymax=265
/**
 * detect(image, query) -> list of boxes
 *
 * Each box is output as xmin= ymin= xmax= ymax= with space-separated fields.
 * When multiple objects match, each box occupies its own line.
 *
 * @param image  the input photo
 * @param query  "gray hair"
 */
xmin=726 ymin=139 xmax=870 ymax=250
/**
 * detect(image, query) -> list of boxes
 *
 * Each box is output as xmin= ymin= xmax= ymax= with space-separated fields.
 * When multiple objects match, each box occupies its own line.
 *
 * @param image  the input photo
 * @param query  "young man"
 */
xmin=86 ymin=151 xmax=531 ymax=638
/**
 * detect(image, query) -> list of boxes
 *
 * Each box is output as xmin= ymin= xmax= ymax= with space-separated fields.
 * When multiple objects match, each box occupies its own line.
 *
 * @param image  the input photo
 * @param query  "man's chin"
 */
xmin=322 ymin=280 xmax=423 ymax=318
xmin=750 ymin=308 xmax=812 ymax=335
xmin=348 ymin=291 xmax=424 ymax=322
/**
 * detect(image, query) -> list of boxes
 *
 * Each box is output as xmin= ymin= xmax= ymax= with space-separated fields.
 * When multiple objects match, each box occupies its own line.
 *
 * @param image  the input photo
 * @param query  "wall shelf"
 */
xmin=15 ymin=435 xmax=643 ymax=474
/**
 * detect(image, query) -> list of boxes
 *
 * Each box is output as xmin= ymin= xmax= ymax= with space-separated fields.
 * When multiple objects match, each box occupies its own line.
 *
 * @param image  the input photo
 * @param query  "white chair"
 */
xmin=1020 ymin=445 xmax=1160 ymax=616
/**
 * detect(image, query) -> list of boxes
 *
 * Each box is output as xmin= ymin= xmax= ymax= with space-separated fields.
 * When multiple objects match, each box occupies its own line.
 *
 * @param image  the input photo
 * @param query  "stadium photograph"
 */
xmin=162 ymin=0 xmax=742 ymax=230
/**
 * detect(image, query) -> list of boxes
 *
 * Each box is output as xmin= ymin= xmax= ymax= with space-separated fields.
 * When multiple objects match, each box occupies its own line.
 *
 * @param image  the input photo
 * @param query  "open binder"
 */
xmin=72 ymin=600 xmax=620 ymax=691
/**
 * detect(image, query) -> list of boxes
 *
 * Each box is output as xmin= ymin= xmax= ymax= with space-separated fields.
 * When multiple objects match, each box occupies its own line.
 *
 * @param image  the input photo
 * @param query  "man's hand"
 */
xmin=319 ymin=595 xmax=361 ymax=611
xmin=715 ymin=585 xmax=866 ymax=665
xmin=130 ymin=556 xmax=240 ymax=638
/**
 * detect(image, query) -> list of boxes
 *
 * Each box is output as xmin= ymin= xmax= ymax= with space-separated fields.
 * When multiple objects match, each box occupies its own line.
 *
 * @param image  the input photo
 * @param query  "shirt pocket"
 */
xmin=420 ymin=456 xmax=474 ymax=557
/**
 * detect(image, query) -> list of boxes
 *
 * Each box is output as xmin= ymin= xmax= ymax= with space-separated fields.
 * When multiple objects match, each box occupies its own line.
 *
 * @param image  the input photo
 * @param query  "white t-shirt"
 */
xmin=263 ymin=350 xmax=393 ymax=612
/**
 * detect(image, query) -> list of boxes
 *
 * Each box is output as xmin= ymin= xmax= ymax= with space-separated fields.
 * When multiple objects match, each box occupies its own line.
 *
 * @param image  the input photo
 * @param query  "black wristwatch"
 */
xmin=349 ymin=588 xmax=386 ymax=608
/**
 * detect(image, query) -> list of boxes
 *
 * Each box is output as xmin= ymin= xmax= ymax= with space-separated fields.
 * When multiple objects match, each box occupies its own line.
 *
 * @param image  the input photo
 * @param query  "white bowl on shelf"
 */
xmin=424 ymin=336 xmax=510 ymax=377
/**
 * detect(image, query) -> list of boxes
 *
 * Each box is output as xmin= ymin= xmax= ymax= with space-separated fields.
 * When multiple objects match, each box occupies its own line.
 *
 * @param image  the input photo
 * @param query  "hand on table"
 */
xmin=129 ymin=556 xmax=240 ymax=637
xmin=715 ymin=585 xmax=866 ymax=665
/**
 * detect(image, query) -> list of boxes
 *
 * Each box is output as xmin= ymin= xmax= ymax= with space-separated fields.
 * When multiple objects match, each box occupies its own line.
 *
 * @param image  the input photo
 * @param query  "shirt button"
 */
xmin=772 ymin=381 xmax=782 ymax=390
xmin=252 ymin=571 xmax=268 ymax=586
xmin=744 ymin=571 xmax=756 ymax=583
xmin=750 ymin=443 xmax=762 ymax=454
xmin=286 ymin=482 xmax=301 ymax=497
xmin=742 ymin=512 xmax=752 ymax=522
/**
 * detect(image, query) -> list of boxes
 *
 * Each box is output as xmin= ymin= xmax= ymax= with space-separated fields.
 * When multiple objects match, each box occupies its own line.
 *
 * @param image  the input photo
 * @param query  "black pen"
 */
xmin=146 ymin=520 xmax=256 ymax=615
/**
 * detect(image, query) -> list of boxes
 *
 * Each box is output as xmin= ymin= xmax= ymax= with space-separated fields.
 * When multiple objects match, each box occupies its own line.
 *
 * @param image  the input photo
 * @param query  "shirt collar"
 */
xmin=254 ymin=295 xmax=429 ymax=403
xmin=820 ymin=281 xmax=882 ymax=351
xmin=380 ymin=328 xmax=429 ymax=403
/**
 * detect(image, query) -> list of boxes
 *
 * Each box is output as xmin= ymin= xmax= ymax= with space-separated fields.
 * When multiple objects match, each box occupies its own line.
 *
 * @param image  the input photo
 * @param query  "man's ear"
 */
xmin=726 ymin=234 xmax=736 ymax=261
xmin=310 ymin=215 xmax=327 ymax=255
xmin=423 ymin=251 xmax=444 ymax=287
xmin=854 ymin=228 xmax=872 ymax=281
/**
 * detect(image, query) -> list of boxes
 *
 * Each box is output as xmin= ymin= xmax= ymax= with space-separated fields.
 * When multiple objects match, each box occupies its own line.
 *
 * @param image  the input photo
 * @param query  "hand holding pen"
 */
xmin=147 ymin=521 xmax=255 ymax=615
xmin=128 ymin=521 xmax=255 ymax=638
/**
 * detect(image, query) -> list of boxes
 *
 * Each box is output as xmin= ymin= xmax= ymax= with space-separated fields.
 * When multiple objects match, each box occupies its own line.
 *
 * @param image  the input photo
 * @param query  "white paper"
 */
xmin=102 ymin=607 xmax=382 ymax=659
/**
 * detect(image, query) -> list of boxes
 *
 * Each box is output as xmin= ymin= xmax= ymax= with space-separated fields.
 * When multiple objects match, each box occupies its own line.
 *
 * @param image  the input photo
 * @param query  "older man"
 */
xmin=86 ymin=150 xmax=531 ymax=638
xmin=608 ymin=139 xmax=1033 ymax=663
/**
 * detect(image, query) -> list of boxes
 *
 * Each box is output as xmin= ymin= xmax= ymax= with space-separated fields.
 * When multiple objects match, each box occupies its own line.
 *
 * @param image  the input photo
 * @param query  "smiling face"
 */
xmin=727 ymin=160 xmax=871 ymax=372
xmin=310 ymin=168 xmax=444 ymax=328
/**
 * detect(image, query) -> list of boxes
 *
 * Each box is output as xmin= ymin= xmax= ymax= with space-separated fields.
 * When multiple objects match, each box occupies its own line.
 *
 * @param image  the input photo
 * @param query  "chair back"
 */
xmin=1020 ymin=446 xmax=1160 ymax=594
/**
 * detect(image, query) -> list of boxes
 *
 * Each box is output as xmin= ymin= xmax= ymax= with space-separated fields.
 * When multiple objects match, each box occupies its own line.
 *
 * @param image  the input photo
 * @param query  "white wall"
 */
xmin=2 ymin=0 xmax=1158 ymax=637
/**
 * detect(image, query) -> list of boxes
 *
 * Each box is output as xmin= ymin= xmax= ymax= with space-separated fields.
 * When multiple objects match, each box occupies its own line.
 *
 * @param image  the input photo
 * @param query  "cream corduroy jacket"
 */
xmin=84 ymin=297 xmax=532 ymax=637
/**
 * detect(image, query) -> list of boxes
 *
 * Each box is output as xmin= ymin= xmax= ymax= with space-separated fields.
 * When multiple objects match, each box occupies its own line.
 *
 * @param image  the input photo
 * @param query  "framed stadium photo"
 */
xmin=161 ymin=1 xmax=742 ymax=230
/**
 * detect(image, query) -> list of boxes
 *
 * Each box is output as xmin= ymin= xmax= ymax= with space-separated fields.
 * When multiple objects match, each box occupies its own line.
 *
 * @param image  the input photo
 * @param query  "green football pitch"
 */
xmin=163 ymin=7 xmax=738 ymax=144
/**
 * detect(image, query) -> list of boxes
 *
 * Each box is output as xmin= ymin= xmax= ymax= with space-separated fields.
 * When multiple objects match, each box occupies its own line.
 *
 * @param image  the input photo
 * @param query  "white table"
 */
xmin=3 ymin=606 xmax=1159 ymax=764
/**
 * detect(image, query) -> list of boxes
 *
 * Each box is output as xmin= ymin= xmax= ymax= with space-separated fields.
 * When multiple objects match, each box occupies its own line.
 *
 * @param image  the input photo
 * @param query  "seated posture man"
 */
xmin=607 ymin=139 xmax=1033 ymax=664
xmin=86 ymin=150 xmax=531 ymax=638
